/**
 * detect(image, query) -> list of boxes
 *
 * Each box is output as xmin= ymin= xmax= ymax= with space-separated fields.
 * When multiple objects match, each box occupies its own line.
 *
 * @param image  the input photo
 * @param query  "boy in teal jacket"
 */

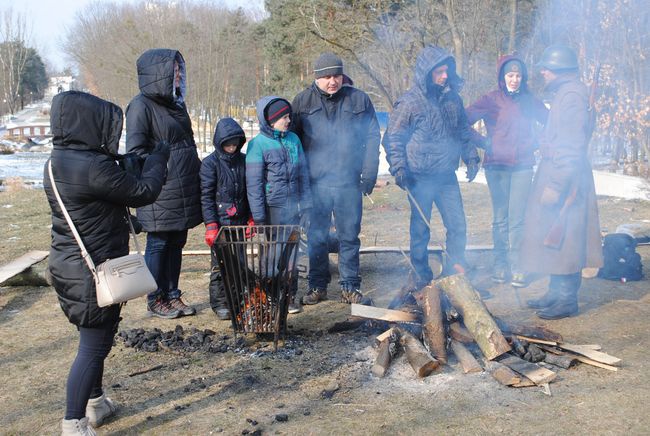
xmin=246 ymin=96 xmax=312 ymax=313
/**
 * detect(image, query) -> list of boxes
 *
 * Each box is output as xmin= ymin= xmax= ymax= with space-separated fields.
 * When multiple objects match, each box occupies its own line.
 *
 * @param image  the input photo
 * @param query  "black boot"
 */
xmin=537 ymin=273 xmax=581 ymax=320
xmin=209 ymin=268 xmax=230 ymax=320
xmin=526 ymin=275 xmax=561 ymax=309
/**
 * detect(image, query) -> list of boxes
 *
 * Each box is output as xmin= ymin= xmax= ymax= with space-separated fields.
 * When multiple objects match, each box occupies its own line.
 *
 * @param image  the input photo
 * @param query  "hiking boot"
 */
xmin=61 ymin=417 xmax=96 ymax=436
xmin=511 ymin=272 xmax=529 ymax=288
xmin=537 ymin=273 xmax=581 ymax=320
xmin=168 ymin=296 xmax=196 ymax=316
xmin=302 ymin=288 xmax=327 ymax=305
xmin=288 ymin=298 xmax=302 ymax=314
xmin=340 ymin=286 xmax=363 ymax=304
xmin=526 ymin=290 xmax=558 ymax=309
xmin=147 ymin=298 xmax=181 ymax=319
xmin=86 ymin=393 xmax=117 ymax=427
xmin=491 ymin=266 xmax=509 ymax=284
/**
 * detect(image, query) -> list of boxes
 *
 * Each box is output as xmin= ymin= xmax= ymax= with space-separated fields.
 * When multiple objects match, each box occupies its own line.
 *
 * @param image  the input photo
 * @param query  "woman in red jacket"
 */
xmin=466 ymin=55 xmax=548 ymax=287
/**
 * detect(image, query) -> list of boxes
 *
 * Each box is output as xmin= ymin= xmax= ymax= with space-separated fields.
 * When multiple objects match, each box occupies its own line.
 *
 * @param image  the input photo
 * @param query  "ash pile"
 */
xmin=116 ymin=325 xmax=245 ymax=353
xmin=345 ymin=273 xmax=621 ymax=390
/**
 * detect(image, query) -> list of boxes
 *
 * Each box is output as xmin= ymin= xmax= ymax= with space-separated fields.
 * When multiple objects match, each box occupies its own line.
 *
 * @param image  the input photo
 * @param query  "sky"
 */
xmin=1 ymin=0 xmax=265 ymax=71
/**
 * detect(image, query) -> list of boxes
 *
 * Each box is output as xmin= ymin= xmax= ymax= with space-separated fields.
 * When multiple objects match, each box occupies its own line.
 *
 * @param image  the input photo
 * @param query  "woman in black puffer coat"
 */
xmin=126 ymin=48 xmax=203 ymax=318
xmin=44 ymin=91 xmax=168 ymax=434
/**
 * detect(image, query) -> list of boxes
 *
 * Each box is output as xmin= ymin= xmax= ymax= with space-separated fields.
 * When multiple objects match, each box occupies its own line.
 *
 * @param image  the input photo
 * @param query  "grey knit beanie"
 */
xmin=313 ymin=52 xmax=343 ymax=78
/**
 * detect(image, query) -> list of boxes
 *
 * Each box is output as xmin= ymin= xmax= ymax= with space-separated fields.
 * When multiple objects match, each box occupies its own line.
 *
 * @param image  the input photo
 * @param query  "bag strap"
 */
xmin=48 ymin=161 xmax=142 ymax=276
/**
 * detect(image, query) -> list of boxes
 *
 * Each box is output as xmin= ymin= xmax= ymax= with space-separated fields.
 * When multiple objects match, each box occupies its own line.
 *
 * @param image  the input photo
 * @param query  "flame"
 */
xmin=237 ymin=282 xmax=274 ymax=332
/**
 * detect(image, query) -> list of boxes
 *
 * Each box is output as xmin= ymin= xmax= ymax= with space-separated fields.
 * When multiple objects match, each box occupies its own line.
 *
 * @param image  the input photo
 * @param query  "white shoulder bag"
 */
xmin=48 ymin=161 xmax=157 ymax=307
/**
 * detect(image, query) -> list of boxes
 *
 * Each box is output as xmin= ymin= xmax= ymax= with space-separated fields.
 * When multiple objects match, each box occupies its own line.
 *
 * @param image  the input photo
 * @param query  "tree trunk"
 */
xmin=436 ymin=274 xmax=511 ymax=360
xmin=507 ymin=0 xmax=518 ymax=53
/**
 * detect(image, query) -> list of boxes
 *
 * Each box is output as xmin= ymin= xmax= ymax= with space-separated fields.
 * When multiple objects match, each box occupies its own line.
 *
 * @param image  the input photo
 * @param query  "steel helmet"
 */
xmin=537 ymin=45 xmax=579 ymax=71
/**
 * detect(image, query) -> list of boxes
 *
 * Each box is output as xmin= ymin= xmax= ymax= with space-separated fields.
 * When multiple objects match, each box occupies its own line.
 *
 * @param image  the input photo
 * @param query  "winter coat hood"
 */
xmin=136 ymin=48 xmax=187 ymax=105
xmin=50 ymin=91 xmax=123 ymax=156
xmin=414 ymin=45 xmax=464 ymax=96
xmin=256 ymin=96 xmax=292 ymax=138
xmin=497 ymin=54 xmax=529 ymax=95
xmin=213 ymin=117 xmax=246 ymax=159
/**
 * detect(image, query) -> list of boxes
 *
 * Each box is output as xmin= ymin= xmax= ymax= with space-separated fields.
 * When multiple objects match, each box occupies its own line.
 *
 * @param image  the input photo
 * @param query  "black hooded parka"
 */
xmin=126 ymin=48 xmax=202 ymax=232
xmin=44 ymin=91 xmax=168 ymax=327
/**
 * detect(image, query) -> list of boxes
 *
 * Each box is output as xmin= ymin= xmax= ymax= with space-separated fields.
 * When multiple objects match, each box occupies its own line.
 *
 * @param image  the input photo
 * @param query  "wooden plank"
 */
xmin=484 ymin=360 xmax=521 ymax=386
xmin=499 ymin=355 xmax=557 ymax=385
xmin=516 ymin=335 xmax=558 ymax=346
xmin=566 ymin=353 xmax=619 ymax=371
xmin=374 ymin=328 xmax=395 ymax=347
xmin=450 ymin=340 xmax=482 ymax=373
xmin=350 ymin=304 xmax=418 ymax=323
xmin=558 ymin=344 xmax=621 ymax=366
xmin=0 ymin=250 xmax=49 ymax=285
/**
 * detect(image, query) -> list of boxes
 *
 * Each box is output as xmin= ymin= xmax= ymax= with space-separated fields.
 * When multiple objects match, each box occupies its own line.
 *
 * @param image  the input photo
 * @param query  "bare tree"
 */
xmin=0 ymin=7 xmax=30 ymax=114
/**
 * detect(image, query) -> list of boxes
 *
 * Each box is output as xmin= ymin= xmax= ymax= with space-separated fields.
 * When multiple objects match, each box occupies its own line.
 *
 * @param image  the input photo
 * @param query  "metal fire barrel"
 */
xmin=213 ymin=225 xmax=300 ymax=349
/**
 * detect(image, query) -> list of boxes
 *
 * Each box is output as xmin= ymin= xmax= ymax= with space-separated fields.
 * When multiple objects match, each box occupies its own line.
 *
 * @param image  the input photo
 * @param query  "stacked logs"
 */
xmin=351 ymin=273 xmax=622 ymax=388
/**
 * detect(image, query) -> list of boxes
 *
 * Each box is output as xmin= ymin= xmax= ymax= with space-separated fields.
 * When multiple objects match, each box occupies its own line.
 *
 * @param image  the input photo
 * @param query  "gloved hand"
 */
xmin=152 ymin=140 xmax=171 ymax=161
xmin=394 ymin=168 xmax=412 ymax=191
xmin=540 ymin=186 xmax=560 ymax=206
xmin=466 ymin=161 xmax=479 ymax=182
xmin=204 ymin=223 xmax=219 ymax=247
xmin=245 ymin=217 xmax=256 ymax=239
xmin=359 ymin=177 xmax=376 ymax=196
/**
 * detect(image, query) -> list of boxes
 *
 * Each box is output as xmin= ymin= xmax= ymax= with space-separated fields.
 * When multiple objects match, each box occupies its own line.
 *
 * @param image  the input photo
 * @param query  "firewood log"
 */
xmin=435 ymin=274 xmax=511 ymax=360
xmin=420 ymin=284 xmax=447 ymax=364
xmin=484 ymin=360 xmax=521 ymax=386
xmin=450 ymin=340 xmax=482 ymax=373
xmin=398 ymin=328 xmax=439 ymax=377
xmin=448 ymin=322 xmax=473 ymax=343
xmin=372 ymin=329 xmax=398 ymax=377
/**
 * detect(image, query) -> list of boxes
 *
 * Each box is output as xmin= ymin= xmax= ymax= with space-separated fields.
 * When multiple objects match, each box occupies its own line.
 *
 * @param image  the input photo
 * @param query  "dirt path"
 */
xmin=1 ymin=180 xmax=649 ymax=435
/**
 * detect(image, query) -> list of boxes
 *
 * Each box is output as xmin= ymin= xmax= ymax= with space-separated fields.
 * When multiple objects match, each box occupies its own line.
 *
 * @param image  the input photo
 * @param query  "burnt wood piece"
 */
xmin=544 ymin=353 xmax=578 ymax=369
xmin=350 ymin=304 xmax=419 ymax=323
xmin=448 ymin=322 xmax=473 ymax=343
xmin=436 ymin=274 xmax=511 ymax=360
xmin=372 ymin=330 xmax=399 ymax=377
xmin=557 ymin=343 xmax=621 ymax=366
xmin=494 ymin=317 xmax=563 ymax=342
xmin=485 ymin=360 xmax=521 ymax=386
xmin=420 ymin=284 xmax=447 ymax=363
xmin=398 ymin=327 xmax=439 ymax=377
xmin=498 ymin=355 xmax=557 ymax=385
xmin=450 ymin=340 xmax=482 ymax=373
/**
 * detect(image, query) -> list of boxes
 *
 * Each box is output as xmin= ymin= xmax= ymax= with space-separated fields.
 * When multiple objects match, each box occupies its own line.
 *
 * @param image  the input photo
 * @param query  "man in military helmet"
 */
xmin=519 ymin=45 xmax=603 ymax=319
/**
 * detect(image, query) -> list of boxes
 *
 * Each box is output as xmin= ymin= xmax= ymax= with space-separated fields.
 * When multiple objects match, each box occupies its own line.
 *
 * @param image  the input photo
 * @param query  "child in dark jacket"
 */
xmin=246 ymin=96 xmax=312 ymax=314
xmin=200 ymin=117 xmax=250 ymax=320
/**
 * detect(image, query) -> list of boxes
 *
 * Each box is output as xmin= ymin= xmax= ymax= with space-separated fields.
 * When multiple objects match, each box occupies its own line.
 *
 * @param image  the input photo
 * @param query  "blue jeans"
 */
xmin=65 ymin=323 xmax=119 ymax=419
xmin=485 ymin=168 xmax=533 ymax=272
xmin=145 ymin=230 xmax=188 ymax=302
xmin=409 ymin=173 xmax=467 ymax=284
xmin=308 ymin=184 xmax=362 ymax=289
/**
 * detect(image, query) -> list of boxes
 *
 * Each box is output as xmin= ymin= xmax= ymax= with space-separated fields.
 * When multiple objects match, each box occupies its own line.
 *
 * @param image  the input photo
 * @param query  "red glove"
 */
xmin=245 ymin=217 xmax=255 ymax=240
xmin=205 ymin=223 xmax=219 ymax=247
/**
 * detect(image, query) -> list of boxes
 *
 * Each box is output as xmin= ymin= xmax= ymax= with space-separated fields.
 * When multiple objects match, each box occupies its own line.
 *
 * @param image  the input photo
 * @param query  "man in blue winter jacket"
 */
xmin=292 ymin=52 xmax=381 ymax=305
xmin=383 ymin=45 xmax=481 ymax=291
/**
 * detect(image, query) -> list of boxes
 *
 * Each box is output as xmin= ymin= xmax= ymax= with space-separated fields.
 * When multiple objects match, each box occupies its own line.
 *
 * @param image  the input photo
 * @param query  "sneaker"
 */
xmin=340 ymin=286 xmax=363 ymax=304
xmin=147 ymin=298 xmax=181 ymax=319
xmin=288 ymin=298 xmax=302 ymax=314
xmin=61 ymin=417 xmax=96 ymax=436
xmin=302 ymin=288 xmax=327 ymax=305
xmin=491 ymin=266 xmax=509 ymax=283
xmin=511 ymin=272 xmax=529 ymax=288
xmin=168 ymin=296 xmax=196 ymax=316
xmin=86 ymin=393 xmax=117 ymax=427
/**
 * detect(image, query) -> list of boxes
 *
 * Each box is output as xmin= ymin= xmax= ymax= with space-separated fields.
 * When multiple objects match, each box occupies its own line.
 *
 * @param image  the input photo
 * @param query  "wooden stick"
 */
xmin=351 ymin=304 xmax=418 ymax=323
xmin=398 ymin=328 xmax=439 ymax=377
xmin=567 ymin=353 xmax=619 ymax=371
xmin=436 ymin=274 xmax=511 ymax=360
xmin=557 ymin=344 xmax=621 ymax=366
xmin=498 ymin=355 xmax=556 ymax=385
xmin=420 ymin=284 xmax=447 ymax=364
xmin=128 ymin=364 xmax=164 ymax=377
xmin=515 ymin=336 xmax=558 ymax=346
xmin=450 ymin=340 xmax=482 ymax=373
